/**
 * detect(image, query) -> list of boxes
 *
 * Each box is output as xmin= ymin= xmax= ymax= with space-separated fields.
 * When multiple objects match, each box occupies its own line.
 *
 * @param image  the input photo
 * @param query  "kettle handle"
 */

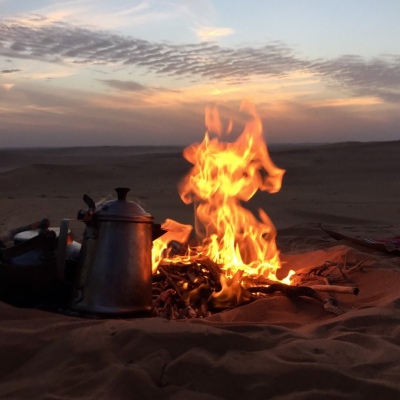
xmin=57 ymin=219 xmax=72 ymax=281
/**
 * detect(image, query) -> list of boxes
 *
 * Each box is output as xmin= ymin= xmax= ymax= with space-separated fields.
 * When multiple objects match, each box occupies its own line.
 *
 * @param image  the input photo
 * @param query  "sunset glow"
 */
xmin=0 ymin=1 xmax=399 ymax=147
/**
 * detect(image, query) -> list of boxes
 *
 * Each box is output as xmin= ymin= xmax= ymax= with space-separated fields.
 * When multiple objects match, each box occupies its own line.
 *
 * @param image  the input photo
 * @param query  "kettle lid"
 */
xmin=96 ymin=188 xmax=153 ymax=222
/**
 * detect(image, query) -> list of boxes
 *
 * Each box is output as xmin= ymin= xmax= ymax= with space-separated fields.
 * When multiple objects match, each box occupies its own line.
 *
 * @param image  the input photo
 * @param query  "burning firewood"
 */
xmin=152 ymin=260 xmax=222 ymax=319
xmin=150 ymin=104 xmax=362 ymax=319
xmin=151 ymin=253 xmax=361 ymax=318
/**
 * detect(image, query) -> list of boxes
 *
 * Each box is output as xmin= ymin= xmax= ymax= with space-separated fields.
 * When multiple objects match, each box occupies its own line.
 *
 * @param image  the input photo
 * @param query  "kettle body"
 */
xmin=68 ymin=188 xmax=154 ymax=317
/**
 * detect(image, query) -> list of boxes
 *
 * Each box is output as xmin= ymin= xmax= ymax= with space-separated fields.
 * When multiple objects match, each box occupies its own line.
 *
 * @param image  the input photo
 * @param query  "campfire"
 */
xmin=151 ymin=102 xmax=359 ymax=319
xmin=0 ymin=101 xmax=360 ymax=319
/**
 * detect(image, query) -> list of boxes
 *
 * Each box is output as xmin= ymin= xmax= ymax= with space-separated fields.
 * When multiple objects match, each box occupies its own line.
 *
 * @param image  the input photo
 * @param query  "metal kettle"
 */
xmin=59 ymin=188 xmax=163 ymax=317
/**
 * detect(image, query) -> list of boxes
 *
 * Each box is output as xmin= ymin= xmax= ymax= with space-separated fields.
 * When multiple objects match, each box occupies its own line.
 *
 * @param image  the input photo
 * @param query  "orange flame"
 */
xmin=152 ymin=219 xmax=193 ymax=273
xmin=178 ymin=101 xmax=286 ymax=281
xmin=151 ymin=102 xmax=294 ymax=307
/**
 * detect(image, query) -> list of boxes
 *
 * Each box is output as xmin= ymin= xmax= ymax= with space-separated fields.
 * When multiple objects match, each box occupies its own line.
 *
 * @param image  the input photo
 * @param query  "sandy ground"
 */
xmin=1 ymin=141 xmax=400 ymax=399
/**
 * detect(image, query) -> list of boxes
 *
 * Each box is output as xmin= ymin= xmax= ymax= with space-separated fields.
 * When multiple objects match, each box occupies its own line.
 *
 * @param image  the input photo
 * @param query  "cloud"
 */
xmin=0 ymin=18 xmax=306 ymax=81
xmin=0 ymin=68 xmax=21 ymax=74
xmin=99 ymin=79 xmax=147 ymax=92
xmin=309 ymin=97 xmax=384 ymax=108
xmin=195 ymin=27 xmax=234 ymax=41
xmin=0 ymin=16 xmax=400 ymax=102
xmin=2 ymin=86 xmax=399 ymax=147
xmin=314 ymin=55 xmax=400 ymax=103
xmin=12 ymin=1 xmax=173 ymax=31
xmin=98 ymin=79 xmax=180 ymax=99
xmin=24 ymin=104 xmax=66 ymax=114
xmin=1 ymin=77 xmax=399 ymax=147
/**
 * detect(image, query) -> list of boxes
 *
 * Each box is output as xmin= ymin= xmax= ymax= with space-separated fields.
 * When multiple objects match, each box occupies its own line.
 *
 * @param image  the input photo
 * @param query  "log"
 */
xmin=247 ymin=284 xmax=321 ymax=300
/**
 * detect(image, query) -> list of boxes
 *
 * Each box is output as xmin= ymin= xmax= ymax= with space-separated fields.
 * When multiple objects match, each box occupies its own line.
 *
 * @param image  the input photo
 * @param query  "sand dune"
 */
xmin=1 ymin=141 xmax=400 ymax=399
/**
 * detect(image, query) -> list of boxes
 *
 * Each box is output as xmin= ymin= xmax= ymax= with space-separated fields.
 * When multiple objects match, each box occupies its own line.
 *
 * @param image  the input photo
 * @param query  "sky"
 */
xmin=0 ymin=0 xmax=399 ymax=147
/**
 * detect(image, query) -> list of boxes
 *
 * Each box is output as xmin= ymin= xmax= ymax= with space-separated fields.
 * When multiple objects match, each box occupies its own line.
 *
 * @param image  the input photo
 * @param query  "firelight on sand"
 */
xmin=153 ymin=101 xmax=294 ymax=288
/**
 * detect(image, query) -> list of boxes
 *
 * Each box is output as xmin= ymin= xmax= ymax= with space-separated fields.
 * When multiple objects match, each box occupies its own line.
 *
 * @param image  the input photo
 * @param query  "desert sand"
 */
xmin=1 ymin=141 xmax=400 ymax=399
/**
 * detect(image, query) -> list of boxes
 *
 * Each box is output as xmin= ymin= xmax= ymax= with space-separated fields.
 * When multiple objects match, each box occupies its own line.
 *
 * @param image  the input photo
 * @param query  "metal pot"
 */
xmin=0 ymin=220 xmax=81 ymax=308
xmin=59 ymin=188 xmax=162 ymax=317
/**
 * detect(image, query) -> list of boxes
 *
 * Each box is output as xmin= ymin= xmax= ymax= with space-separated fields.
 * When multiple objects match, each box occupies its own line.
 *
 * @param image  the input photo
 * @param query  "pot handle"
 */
xmin=57 ymin=219 xmax=72 ymax=281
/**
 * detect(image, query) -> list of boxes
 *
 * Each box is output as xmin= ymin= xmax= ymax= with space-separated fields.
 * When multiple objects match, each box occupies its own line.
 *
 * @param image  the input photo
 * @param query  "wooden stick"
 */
xmin=323 ymin=297 xmax=344 ymax=315
xmin=310 ymin=284 xmax=359 ymax=295
xmin=346 ymin=260 xmax=364 ymax=273
xmin=243 ymin=275 xmax=359 ymax=296
xmin=247 ymin=285 xmax=344 ymax=315
xmin=247 ymin=284 xmax=321 ymax=300
xmin=196 ymin=257 xmax=221 ymax=289
xmin=158 ymin=266 xmax=188 ymax=308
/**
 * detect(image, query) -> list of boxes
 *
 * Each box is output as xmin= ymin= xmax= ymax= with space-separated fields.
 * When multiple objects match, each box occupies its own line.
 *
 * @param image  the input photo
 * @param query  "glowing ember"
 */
xmin=152 ymin=101 xmax=294 ymax=306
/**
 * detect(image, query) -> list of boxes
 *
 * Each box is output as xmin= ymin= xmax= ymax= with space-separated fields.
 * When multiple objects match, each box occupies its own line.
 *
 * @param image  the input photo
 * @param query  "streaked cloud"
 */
xmin=24 ymin=104 xmax=67 ymax=114
xmin=14 ymin=1 xmax=173 ymax=31
xmin=100 ymin=79 xmax=148 ymax=92
xmin=1 ymin=68 xmax=21 ymax=74
xmin=1 ymin=75 xmax=399 ymax=147
xmin=0 ymin=18 xmax=308 ymax=81
xmin=309 ymin=97 xmax=384 ymax=108
xmin=196 ymin=26 xmax=234 ymax=41
xmin=0 ymin=16 xmax=399 ymax=104
xmin=314 ymin=55 xmax=400 ymax=103
xmin=98 ymin=79 xmax=181 ymax=100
